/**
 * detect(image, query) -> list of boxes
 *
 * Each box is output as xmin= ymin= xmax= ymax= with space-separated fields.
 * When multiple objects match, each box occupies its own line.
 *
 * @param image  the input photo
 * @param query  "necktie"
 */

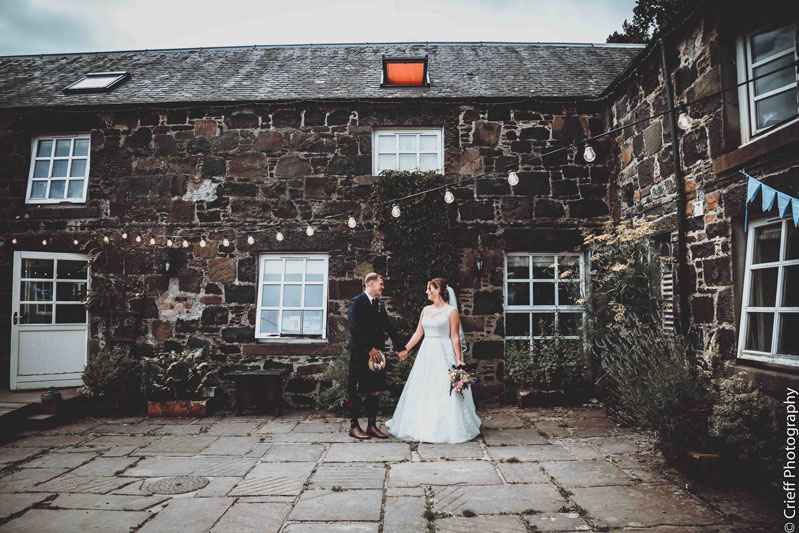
xmin=371 ymin=298 xmax=378 ymax=311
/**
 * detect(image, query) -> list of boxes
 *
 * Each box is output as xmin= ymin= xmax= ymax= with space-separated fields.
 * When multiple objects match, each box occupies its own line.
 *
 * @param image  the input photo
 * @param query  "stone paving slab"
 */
xmin=553 ymin=439 xmax=604 ymax=459
xmin=136 ymin=497 xmax=234 ymax=533
xmin=282 ymin=522 xmax=379 ymax=533
xmin=195 ymin=476 xmax=241 ymax=497
xmin=33 ymin=473 xmax=136 ymax=494
xmin=497 ymin=462 xmax=551 ymax=484
xmin=90 ymin=423 xmax=153 ymax=435
xmin=310 ymin=463 xmax=386 ymax=489
xmin=0 ymin=509 xmax=150 ymax=533
xmin=480 ymin=412 xmax=526 ymax=429
xmin=0 ymin=468 xmax=69 ymax=492
xmin=198 ymin=436 xmax=261 ymax=456
xmin=0 ymin=493 xmax=52 ymax=520
xmin=152 ymin=423 xmax=211 ymax=435
xmin=254 ymin=420 xmax=297 ymax=434
xmin=540 ymin=460 xmax=635 ymax=487
xmin=533 ymin=420 xmax=573 ymax=438
xmin=7 ymin=435 xmax=86 ymax=448
xmin=0 ymin=447 xmax=44 ymax=464
xmin=417 ymin=442 xmax=484 ymax=460
xmin=389 ymin=461 xmax=502 ymax=487
xmin=270 ymin=432 xmax=353 ymax=443
xmin=230 ymin=462 xmax=315 ymax=496
xmin=526 ymin=511 xmax=591 ymax=531
xmin=570 ymin=484 xmax=723 ymax=528
xmin=206 ymin=421 xmax=263 ymax=436
xmin=482 ymin=428 xmax=548 ymax=446
xmin=49 ymin=493 xmax=168 ymax=510
xmin=436 ymin=515 xmax=528 ymax=532
xmin=487 ymin=443 xmax=575 ymax=462
xmin=325 ymin=442 xmax=411 ymax=462
xmin=293 ymin=421 xmax=345 ymax=433
xmin=433 ymin=483 xmax=567 ymax=514
xmin=70 ymin=456 xmax=138 ymax=476
xmin=134 ymin=435 xmax=219 ymax=456
xmin=383 ymin=495 xmax=426 ymax=533
xmin=124 ymin=456 xmax=257 ymax=477
xmin=261 ymin=443 xmax=325 ymax=462
xmin=287 ymin=489 xmax=382 ymax=521
xmin=210 ymin=502 xmax=292 ymax=533
xmin=22 ymin=452 xmax=96 ymax=469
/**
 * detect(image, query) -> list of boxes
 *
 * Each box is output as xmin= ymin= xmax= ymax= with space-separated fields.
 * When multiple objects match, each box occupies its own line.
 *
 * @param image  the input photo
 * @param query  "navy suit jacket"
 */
xmin=347 ymin=292 xmax=404 ymax=356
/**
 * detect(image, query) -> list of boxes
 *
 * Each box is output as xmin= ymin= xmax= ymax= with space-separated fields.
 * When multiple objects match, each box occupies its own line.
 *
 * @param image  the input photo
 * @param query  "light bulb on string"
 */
xmin=135 ymin=235 xmax=142 ymax=243
xmin=583 ymin=142 xmax=596 ymax=163
xmin=42 ymin=239 xmax=47 ymax=246
xmin=73 ymin=239 xmax=79 ymax=246
xmin=247 ymin=235 xmax=255 ymax=245
xmin=306 ymin=225 xmax=315 ymax=237
xmin=166 ymin=239 xmax=173 ymax=247
xmin=507 ymin=171 xmax=520 ymax=186
xmin=444 ymin=186 xmax=455 ymax=204
xmin=222 ymin=237 xmax=230 ymax=247
xmin=149 ymin=237 xmax=156 ymax=245
xmin=11 ymin=238 xmax=17 ymax=244
xmin=391 ymin=204 xmax=401 ymax=218
xmin=677 ymin=107 xmax=693 ymax=131
xmin=182 ymin=239 xmax=189 ymax=248
xmin=347 ymin=216 xmax=357 ymax=228
xmin=276 ymin=231 xmax=284 ymax=241
xmin=103 ymin=236 xmax=110 ymax=244
xmin=199 ymin=238 xmax=207 ymax=248
xmin=121 ymin=232 xmax=128 ymax=239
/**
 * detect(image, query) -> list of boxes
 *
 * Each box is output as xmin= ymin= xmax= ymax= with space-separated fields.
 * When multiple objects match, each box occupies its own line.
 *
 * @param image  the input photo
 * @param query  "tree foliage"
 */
xmin=606 ymin=0 xmax=691 ymax=43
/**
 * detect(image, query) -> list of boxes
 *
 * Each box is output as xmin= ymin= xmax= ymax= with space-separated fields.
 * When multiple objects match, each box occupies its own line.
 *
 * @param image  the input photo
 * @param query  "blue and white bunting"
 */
xmin=778 ymin=192 xmax=792 ymax=218
xmin=740 ymin=169 xmax=799 ymax=231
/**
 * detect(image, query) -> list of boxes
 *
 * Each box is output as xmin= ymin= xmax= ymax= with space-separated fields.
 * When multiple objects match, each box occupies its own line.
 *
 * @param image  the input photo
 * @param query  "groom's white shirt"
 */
xmin=363 ymin=291 xmax=375 ymax=304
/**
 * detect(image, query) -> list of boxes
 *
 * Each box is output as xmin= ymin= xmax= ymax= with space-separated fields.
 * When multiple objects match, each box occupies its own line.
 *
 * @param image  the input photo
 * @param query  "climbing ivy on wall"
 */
xmin=370 ymin=171 xmax=461 ymax=333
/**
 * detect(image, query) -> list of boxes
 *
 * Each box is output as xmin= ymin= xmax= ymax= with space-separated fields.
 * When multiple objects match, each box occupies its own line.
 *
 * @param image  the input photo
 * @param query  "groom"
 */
xmin=347 ymin=273 xmax=408 ymax=439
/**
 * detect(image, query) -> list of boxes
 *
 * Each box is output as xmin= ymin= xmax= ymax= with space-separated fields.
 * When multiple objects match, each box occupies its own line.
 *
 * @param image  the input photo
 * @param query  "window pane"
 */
xmin=779 ymin=313 xmax=799 ymax=355
xmin=56 ymin=304 xmax=86 ymax=324
xmin=751 ymin=25 xmax=794 ymax=63
xmin=49 ymin=180 xmax=66 ymax=199
xmin=21 ymin=281 xmax=53 ymax=302
xmin=533 ymin=256 xmax=555 ymax=279
xmin=37 ymin=140 xmax=53 ymax=157
xmin=788 ymin=227 xmax=799 ymax=260
xmin=419 ymin=153 xmax=438 ymax=171
xmin=559 ymin=256 xmax=580 ymax=279
xmin=755 ymin=89 xmax=797 ymax=130
xmin=33 ymin=160 xmax=50 ymax=178
xmin=23 ymin=259 xmax=54 ymax=278
xmin=67 ymin=180 xmax=84 ymax=199
xmin=754 ymin=54 xmax=796 ymax=96
xmin=507 ymin=282 xmax=530 ymax=306
xmin=745 ymin=312 xmax=774 ymax=352
xmin=419 ymin=135 xmax=437 ymax=152
xmin=304 ymin=285 xmax=323 ymax=307
xmin=533 ymin=313 xmax=555 ymax=336
xmin=506 ymin=313 xmax=530 ymax=337
xmin=507 ymin=256 xmax=529 ymax=279
xmin=55 ymin=139 xmax=71 ymax=157
xmin=399 ymin=153 xmax=416 ymax=170
xmin=303 ymin=310 xmax=323 ymax=335
xmin=398 ymin=135 xmax=416 ymax=151
xmin=260 ymin=310 xmax=279 ymax=335
xmin=533 ymin=282 xmax=555 ymax=305
xmin=753 ymin=224 xmax=781 ymax=263
xmin=281 ymin=310 xmax=302 ymax=334
xmin=73 ymin=139 xmax=89 ymax=157
xmin=306 ymin=260 xmax=324 ymax=282
xmin=784 ymin=265 xmax=799 ymax=307
xmin=558 ymin=282 xmax=579 ymax=305
xmin=749 ymin=268 xmax=778 ymax=307
xmin=285 ymin=260 xmax=303 ymax=281
xmin=21 ymin=304 xmax=52 ymax=324
xmin=70 ymin=159 xmax=87 ymax=177
xmin=377 ymin=135 xmax=396 ymax=152
xmin=56 ymin=282 xmax=87 ymax=301
xmin=283 ymin=285 xmax=302 ymax=307
xmin=261 ymin=285 xmax=280 ymax=307
xmin=57 ymin=260 xmax=88 ymax=279
xmin=30 ymin=181 xmax=47 ymax=198
xmin=263 ymin=259 xmax=282 ymax=282
xmin=52 ymin=160 xmax=69 ymax=177
xmin=558 ymin=312 xmax=581 ymax=336
xmin=378 ymin=154 xmax=396 ymax=171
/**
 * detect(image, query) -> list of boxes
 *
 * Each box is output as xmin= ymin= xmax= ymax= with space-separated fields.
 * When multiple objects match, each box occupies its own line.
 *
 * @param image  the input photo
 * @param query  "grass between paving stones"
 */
xmin=423 ymin=485 xmax=436 ymax=532
xmin=558 ymin=503 xmax=590 ymax=520
xmin=461 ymin=509 xmax=476 ymax=517
xmin=504 ymin=457 xmax=521 ymax=463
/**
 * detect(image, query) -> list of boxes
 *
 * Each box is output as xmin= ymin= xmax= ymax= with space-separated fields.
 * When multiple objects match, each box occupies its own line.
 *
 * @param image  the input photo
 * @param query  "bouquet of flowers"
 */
xmin=449 ymin=364 xmax=478 ymax=397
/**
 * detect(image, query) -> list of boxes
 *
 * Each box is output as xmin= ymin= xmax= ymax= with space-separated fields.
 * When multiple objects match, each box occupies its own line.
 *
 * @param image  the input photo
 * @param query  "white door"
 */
xmin=10 ymin=251 xmax=90 ymax=390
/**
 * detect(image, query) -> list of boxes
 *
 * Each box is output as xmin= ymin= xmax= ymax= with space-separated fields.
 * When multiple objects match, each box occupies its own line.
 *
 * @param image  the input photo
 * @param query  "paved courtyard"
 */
xmin=0 ymin=404 xmax=779 ymax=532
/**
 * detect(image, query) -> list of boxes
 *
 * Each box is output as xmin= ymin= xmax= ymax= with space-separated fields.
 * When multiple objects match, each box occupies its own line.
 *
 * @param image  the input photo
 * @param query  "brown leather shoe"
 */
xmin=349 ymin=426 xmax=371 ymax=439
xmin=366 ymin=425 xmax=389 ymax=439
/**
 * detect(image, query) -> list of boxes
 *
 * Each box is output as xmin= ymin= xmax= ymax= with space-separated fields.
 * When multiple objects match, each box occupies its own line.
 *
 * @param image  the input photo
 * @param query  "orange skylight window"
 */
xmin=382 ymin=56 xmax=429 ymax=87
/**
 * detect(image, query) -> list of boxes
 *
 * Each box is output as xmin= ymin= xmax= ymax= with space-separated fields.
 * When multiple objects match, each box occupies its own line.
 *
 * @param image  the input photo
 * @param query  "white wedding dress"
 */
xmin=385 ymin=304 xmax=481 ymax=443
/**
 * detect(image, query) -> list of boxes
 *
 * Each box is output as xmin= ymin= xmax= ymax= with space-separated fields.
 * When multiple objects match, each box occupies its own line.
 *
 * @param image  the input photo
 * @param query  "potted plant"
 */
xmin=78 ymin=345 xmax=143 ymax=414
xmin=141 ymin=348 xmax=212 ymax=417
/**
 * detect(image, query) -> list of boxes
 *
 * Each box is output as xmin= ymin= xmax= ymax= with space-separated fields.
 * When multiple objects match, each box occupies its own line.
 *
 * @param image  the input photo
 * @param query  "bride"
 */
xmin=385 ymin=278 xmax=481 ymax=443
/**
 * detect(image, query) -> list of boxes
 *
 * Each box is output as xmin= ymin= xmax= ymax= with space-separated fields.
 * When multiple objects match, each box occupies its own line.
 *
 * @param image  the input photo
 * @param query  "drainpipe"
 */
xmin=659 ymin=38 xmax=693 ymax=356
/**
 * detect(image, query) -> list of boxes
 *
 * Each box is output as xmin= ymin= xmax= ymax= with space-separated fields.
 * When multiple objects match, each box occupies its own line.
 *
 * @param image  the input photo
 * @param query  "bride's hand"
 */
xmin=456 ymin=359 xmax=465 ymax=367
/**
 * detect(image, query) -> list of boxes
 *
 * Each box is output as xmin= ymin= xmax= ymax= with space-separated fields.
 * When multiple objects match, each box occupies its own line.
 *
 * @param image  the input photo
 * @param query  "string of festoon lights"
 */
xmin=9 ymin=58 xmax=798 ymax=250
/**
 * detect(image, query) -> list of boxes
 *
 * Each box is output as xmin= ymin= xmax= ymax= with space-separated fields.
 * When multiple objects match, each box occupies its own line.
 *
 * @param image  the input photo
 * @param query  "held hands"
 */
xmin=397 ymin=350 xmax=409 ymax=361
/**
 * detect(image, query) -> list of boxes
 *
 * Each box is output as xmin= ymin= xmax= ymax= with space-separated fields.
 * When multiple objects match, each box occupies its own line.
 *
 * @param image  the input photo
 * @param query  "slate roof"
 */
xmin=0 ymin=42 xmax=644 ymax=109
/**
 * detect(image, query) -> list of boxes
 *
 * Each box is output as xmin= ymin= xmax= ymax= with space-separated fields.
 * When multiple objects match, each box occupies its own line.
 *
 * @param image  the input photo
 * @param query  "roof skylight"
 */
xmin=381 ymin=56 xmax=429 ymax=87
xmin=63 ymin=71 xmax=130 ymax=94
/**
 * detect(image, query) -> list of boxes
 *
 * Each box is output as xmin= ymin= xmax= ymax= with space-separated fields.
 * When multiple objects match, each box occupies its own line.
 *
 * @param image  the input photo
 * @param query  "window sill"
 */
xmin=256 ymin=338 xmax=328 ymax=344
xmin=25 ymin=204 xmax=99 ymax=220
xmin=712 ymin=119 xmax=799 ymax=175
xmin=241 ymin=341 xmax=336 ymax=357
xmin=737 ymin=351 xmax=799 ymax=368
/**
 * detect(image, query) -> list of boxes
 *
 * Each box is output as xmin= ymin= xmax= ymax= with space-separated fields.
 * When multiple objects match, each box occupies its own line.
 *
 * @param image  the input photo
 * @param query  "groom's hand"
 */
xmin=397 ymin=350 xmax=408 ymax=361
xmin=368 ymin=348 xmax=381 ymax=362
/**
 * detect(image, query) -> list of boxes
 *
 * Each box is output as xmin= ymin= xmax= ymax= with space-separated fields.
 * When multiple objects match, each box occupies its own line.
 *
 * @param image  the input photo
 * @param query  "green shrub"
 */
xmin=141 ymin=348 xmax=211 ymax=401
xmin=78 ymin=345 xmax=141 ymax=401
xmin=504 ymin=335 xmax=588 ymax=391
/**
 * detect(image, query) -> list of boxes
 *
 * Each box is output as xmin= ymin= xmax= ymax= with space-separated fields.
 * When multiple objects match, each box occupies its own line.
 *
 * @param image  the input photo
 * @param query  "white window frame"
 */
xmin=255 ymin=253 xmax=329 ymax=341
xmin=735 ymin=21 xmax=799 ymax=144
xmin=737 ymin=217 xmax=799 ymax=367
xmin=26 ymin=133 xmax=91 ymax=205
xmin=371 ymin=128 xmax=444 ymax=175
xmin=503 ymin=252 xmax=586 ymax=343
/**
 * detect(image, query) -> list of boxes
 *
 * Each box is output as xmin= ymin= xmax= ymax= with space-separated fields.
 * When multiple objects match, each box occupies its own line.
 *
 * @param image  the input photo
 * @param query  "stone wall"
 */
xmin=0 ymin=99 xmax=612 ymax=405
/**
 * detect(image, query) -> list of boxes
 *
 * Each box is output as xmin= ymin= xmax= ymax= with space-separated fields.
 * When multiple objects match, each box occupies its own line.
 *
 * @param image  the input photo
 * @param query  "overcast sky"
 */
xmin=0 ymin=0 xmax=637 ymax=56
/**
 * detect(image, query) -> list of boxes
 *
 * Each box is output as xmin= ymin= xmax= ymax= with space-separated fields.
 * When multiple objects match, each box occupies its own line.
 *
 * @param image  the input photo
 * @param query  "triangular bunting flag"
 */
xmin=761 ymin=184 xmax=777 ymax=212
xmin=747 ymin=176 xmax=762 ymax=203
xmin=793 ymin=198 xmax=799 ymax=228
xmin=778 ymin=192 xmax=792 ymax=218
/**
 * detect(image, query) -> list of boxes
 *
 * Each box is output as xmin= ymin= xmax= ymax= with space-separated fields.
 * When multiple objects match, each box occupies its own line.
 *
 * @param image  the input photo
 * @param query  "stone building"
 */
xmin=1 ymin=0 xmax=797 ymax=405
